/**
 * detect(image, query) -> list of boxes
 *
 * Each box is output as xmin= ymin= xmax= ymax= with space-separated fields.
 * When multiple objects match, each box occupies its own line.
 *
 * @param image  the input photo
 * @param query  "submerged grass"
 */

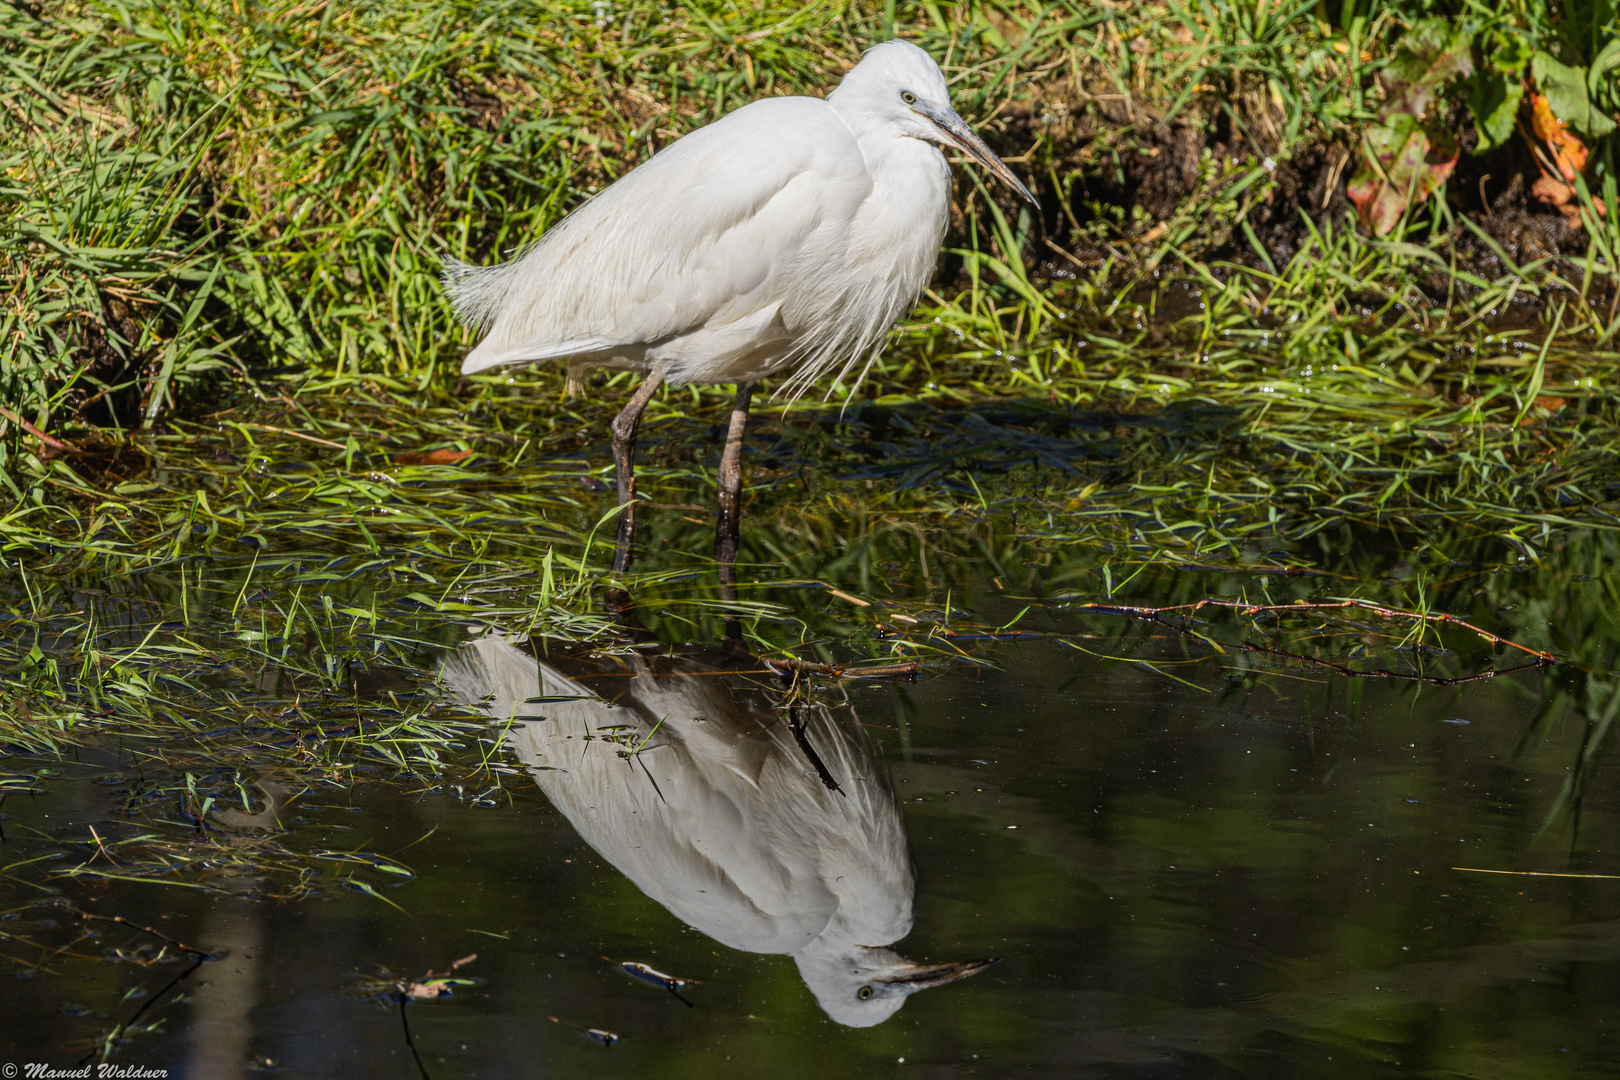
xmin=3 ymin=507 xmax=1615 ymax=908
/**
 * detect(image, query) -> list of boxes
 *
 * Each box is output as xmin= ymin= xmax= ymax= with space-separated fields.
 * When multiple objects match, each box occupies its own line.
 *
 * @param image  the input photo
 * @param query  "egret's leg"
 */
xmin=610 ymin=365 xmax=668 ymax=574
xmin=714 ymin=382 xmax=755 ymax=571
xmin=714 ymin=382 xmax=754 ymax=638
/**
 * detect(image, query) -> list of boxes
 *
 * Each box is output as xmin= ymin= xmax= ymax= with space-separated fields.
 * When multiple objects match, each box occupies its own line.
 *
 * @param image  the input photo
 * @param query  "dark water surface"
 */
xmin=2 ymin=553 xmax=1619 ymax=1077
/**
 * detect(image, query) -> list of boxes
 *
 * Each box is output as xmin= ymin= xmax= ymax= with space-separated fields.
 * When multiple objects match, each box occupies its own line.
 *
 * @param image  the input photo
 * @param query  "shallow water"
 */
xmin=2 ymin=552 xmax=1619 ymax=1078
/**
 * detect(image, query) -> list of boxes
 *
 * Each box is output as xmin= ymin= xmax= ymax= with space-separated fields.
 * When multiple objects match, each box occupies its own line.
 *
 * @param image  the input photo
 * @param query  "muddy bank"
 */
xmin=974 ymin=84 xmax=1591 ymax=303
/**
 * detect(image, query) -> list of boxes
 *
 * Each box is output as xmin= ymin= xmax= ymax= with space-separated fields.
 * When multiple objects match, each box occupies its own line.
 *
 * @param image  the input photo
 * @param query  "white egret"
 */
xmin=437 ymin=633 xmax=998 ymax=1027
xmin=444 ymin=40 xmax=1037 ymax=573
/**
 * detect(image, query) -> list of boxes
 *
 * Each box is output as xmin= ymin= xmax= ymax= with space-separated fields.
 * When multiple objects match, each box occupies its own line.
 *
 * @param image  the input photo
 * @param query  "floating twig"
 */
xmin=787 ymin=706 xmax=844 ymax=795
xmin=400 ymin=992 xmax=431 ymax=1080
xmin=73 ymin=908 xmax=209 ymax=957
xmin=1234 ymin=644 xmax=1551 ymax=687
xmin=548 ymin=1015 xmax=619 ymax=1046
xmin=79 ymin=951 xmax=207 ymax=1070
xmin=1452 ymin=866 xmax=1620 ymax=880
xmin=395 ymin=953 xmax=480 ymax=1080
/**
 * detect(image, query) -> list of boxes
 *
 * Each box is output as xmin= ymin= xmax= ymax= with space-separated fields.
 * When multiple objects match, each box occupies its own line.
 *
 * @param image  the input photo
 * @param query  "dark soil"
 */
xmin=981 ymin=84 xmax=1591 ymax=305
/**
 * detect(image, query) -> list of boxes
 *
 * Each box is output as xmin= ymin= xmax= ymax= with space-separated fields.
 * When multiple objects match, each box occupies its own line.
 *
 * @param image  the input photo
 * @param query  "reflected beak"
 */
xmin=913 ymin=103 xmax=1039 ymax=210
xmin=877 ymin=956 xmax=1001 ymax=994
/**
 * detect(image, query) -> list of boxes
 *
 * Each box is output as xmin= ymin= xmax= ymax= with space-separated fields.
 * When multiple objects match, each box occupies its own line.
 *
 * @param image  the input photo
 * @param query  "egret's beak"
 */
xmin=913 ymin=103 xmax=1039 ymax=210
xmin=876 ymin=956 xmax=1001 ymax=994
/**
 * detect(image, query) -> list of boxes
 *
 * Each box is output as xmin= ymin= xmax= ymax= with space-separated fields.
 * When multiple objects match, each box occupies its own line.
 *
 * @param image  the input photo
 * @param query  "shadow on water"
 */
xmin=1 ymin=481 xmax=1619 ymax=1074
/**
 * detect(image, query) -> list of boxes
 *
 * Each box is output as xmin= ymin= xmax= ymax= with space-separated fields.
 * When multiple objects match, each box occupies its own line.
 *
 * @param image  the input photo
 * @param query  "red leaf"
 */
xmin=1346 ymin=115 xmax=1458 ymax=236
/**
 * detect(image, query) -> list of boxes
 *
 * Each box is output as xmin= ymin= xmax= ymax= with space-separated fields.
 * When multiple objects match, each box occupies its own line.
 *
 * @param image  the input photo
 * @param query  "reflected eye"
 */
xmin=857 ymin=985 xmax=875 ymax=1000
xmin=900 ymin=90 xmax=917 ymax=104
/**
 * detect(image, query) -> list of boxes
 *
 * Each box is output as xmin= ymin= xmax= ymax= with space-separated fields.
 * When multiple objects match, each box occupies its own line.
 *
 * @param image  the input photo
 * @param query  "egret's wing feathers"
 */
xmin=454 ymin=98 xmax=870 ymax=381
xmin=456 ymin=336 xmax=627 ymax=374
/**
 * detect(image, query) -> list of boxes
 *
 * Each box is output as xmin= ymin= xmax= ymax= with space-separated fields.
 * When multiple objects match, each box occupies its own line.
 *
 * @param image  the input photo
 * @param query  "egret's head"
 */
xmin=794 ymin=944 xmax=1000 ymax=1028
xmin=831 ymin=40 xmax=1038 ymax=208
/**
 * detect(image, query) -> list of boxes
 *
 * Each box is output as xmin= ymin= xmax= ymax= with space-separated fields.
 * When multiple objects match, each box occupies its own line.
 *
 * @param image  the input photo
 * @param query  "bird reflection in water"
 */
xmin=437 ymin=632 xmax=997 ymax=1027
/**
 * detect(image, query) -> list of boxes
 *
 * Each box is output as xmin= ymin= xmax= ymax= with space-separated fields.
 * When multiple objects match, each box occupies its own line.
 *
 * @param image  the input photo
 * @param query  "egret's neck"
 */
xmin=826 ymin=100 xmax=951 ymax=262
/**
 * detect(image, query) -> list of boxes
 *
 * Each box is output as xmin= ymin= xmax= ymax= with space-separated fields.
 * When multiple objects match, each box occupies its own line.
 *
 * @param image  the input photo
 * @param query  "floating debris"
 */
xmin=403 ymin=975 xmax=483 ymax=1000
xmin=610 ymin=959 xmax=700 ymax=1006
xmin=396 ymin=953 xmax=484 ymax=1001
xmin=615 ymin=960 xmax=699 ymax=991
xmin=549 ymin=1015 xmax=619 ymax=1046
xmin=0 ymin=772 xmax=48 ymax=794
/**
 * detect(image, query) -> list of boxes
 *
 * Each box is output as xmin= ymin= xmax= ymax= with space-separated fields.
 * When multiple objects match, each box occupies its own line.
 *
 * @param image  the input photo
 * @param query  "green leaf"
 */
xmin=1466 ymin=75 xmax=1523 ymax=151
xmin=1533 ymin=50 xmax=1616 ymax=138
xmin=1380 ymin=16 xmax=1474 ymax=118
xmin=1590 ymin=39 xmax=1620 ymax=114
xmin=1487 ymin=30 xmax=1533 ymax=77
xmin=345 ymin=876 xmax=407 ymax=913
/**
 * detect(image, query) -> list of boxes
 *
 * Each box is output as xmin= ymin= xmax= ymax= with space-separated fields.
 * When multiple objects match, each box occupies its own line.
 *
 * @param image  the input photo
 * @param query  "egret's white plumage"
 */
xmin=444 ymin=40 xmax=1031 ymax=398
xmin=438 ymin=632 xmax=996 ymax=1027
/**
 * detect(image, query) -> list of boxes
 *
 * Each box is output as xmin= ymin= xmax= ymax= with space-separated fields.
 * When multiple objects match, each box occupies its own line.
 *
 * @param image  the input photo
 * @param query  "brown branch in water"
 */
xmin=400 ymin=993 xmax=433 ymax=1080
xmin=78 ymin=951 xmax=207 ymax=1070
xmin=1452 ymin=866 xmax=1620 ymax=880
xmin=762 ymin=658 xmax=918 ymax=680
xmin=585 ymin=662 xmax=918 ymax=680
xmin=941 ymin=630 xmax=1047 ymax=642
xmin=1070 ymin=598 xmax=1559 ymax=664
xmin=73 ymin=907 xmax=209 ymax=956
xmin=1234 ymin=642 xmax=1550 ymax=686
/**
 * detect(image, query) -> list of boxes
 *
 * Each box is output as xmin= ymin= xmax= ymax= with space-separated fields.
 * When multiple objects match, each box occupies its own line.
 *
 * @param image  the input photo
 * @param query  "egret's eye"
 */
xmin=857 ymin=985 xmax=875 ymax=1000
xmin=900 ymin=90 xmax=917 ymax=105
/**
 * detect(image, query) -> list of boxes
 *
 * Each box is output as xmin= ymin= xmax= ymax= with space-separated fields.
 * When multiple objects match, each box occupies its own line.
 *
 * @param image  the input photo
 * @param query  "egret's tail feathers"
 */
xmin=440 ymin=254 xmax=515 ymax=331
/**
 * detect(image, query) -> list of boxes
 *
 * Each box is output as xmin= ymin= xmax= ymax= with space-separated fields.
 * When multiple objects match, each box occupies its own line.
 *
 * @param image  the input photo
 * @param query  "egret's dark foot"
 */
xmin=714 ymin=382 xmax=754 ymax=640
xmin=610 ymin=366 xmax=668 ymax=575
